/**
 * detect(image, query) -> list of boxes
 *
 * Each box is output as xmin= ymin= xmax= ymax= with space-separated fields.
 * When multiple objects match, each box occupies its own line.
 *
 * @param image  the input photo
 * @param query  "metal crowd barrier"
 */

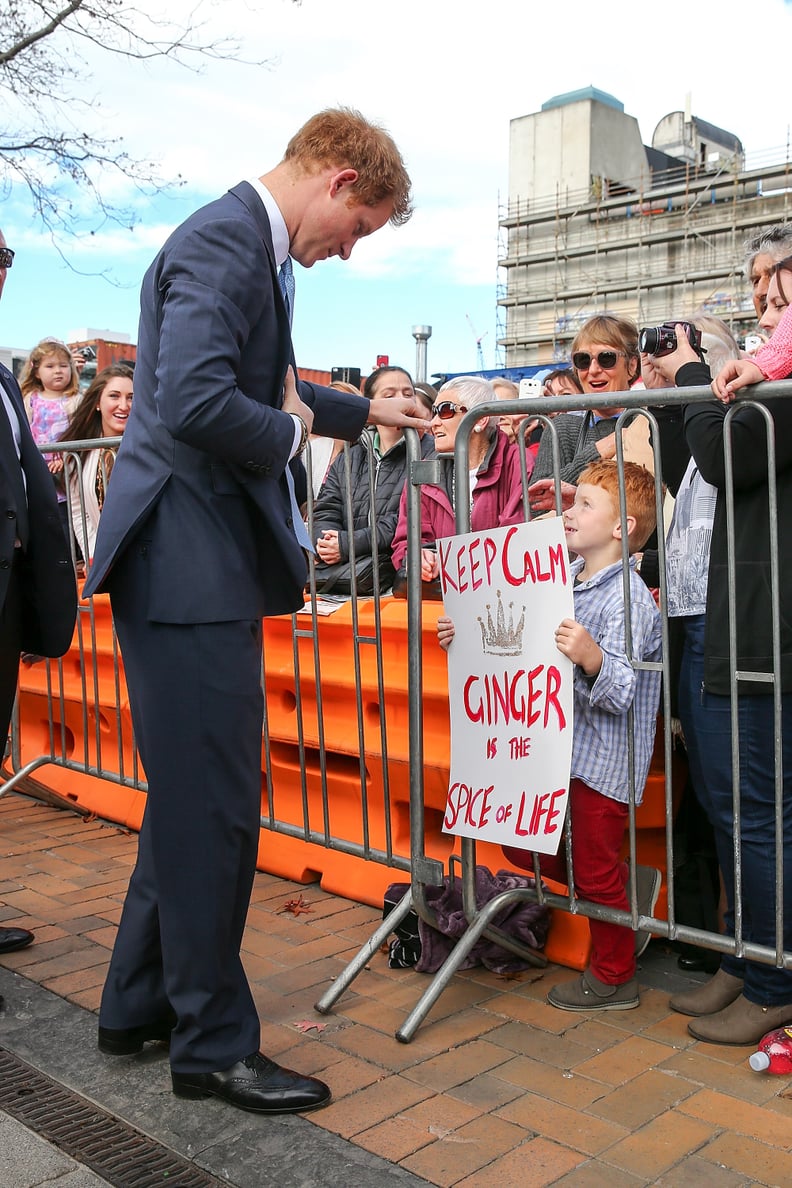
xmin=1 ymin=436 xmax=146 ymax=804
xmin=317 ymin=381 xmax=792 ymax=1040
xmin=2 ymin=390 xmax=791 ymax=1043
xmin=2 ymin=434 xmax=422 ymax=900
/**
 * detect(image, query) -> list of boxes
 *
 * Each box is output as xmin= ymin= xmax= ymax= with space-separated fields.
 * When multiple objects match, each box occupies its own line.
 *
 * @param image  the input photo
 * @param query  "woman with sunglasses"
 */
xmin=528 ymin=315 xmax=640 ymax=513
xmin=390 ymin=375 xmax=526 ymax=587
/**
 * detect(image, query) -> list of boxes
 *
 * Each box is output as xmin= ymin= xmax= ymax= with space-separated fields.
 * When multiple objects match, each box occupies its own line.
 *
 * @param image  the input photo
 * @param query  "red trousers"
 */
xmin=503 ymin=778 xmax=634 ymax=985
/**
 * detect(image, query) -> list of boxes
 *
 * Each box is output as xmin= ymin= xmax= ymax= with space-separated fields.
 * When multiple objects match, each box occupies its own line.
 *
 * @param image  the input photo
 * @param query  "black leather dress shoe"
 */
xmin=677 ymin=946 xmax=720 ymax=974
xmin=98 ymin=1015 xmax=176 ymax=1055
xmin=171 ymin=1052 xmax=331 ymax=1114
xmin=0 ymin=926 xmax=34 ymax=954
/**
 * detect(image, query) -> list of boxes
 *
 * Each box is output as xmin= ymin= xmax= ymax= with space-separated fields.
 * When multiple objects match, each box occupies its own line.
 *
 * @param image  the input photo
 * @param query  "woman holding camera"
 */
xmin=653 ymin=322 xmax=792 ymax=1045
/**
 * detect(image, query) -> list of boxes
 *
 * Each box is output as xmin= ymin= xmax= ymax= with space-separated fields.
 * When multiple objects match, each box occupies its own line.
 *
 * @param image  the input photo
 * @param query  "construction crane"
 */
xmin=466 ymin=314 xmax=488 ymax=370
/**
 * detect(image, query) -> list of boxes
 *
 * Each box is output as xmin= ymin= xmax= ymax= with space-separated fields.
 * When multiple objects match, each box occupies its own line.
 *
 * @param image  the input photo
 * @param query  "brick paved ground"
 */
xmin=1 ymin=790 xmax=791 ymax=1186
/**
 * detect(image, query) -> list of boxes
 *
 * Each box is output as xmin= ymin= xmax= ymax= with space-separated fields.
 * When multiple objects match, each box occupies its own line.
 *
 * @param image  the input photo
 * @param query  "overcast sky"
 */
xmin=3 ymin=0 xmax=792 ymax=379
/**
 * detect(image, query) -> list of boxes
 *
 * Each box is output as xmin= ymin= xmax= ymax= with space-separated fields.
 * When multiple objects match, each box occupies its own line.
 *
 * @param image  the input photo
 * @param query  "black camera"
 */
xmin=638 ymin=321 xmax=702 ymax=358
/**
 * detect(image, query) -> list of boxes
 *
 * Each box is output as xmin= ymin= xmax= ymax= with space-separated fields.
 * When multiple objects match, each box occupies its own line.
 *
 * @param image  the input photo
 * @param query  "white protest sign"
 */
xmin=438 ymin=516 xmax=574 ymax=855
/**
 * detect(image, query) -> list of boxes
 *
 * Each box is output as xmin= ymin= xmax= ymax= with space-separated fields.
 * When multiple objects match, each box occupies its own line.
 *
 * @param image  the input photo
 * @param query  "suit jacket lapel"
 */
xmin=228 ymin=182 xmax=295 ymax=374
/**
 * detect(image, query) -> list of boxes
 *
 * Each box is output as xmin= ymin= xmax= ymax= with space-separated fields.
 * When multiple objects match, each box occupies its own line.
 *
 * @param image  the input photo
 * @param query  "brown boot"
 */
xmin=669 ymin=967 xmax=743 ymax=1017
xmin=688 ymin=994 xmax=792 ymax=1046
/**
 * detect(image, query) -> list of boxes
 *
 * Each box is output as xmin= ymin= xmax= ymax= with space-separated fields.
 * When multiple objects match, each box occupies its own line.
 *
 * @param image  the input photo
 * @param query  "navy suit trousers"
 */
xmin=100 ymin=536 xmax=265 ymax=1071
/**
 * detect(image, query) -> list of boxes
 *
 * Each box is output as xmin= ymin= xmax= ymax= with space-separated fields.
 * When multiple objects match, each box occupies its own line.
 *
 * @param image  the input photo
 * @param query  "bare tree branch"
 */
xmin=0 ymin=1 xmax=295 ymax=247
xmin=0 ymin=0 xmax=83 ymax=66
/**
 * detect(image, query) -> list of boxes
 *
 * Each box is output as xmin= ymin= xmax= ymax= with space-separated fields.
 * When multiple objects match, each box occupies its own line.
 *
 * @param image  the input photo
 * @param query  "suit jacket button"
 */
xmin=5 ymin=510 xmax=14 ymax=519
xmin=286 ymin=517 xmax=294 ymax=529
xmin=0 ymin=559 xmax=9 ymax=569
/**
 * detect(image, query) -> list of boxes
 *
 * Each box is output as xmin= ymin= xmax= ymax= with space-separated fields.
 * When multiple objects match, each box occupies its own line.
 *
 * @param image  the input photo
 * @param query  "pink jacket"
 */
xmin=391 ymin=430 xmax=528 ymax=571
xmin=755 ymin=301 xmax=792 ymax=381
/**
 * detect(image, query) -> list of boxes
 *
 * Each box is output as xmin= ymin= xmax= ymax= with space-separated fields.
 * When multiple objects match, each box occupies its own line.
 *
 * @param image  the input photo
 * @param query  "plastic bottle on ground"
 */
xmin=748 ymin=1026 xmax=792 ymax=1073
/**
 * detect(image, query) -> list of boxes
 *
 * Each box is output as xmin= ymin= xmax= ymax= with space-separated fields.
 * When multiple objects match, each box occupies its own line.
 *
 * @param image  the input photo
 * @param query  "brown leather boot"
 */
xmin=669 ymin=967 xmax=743 ymax=1017
xmin=688 ymin=994 xmax=792 ymax=1046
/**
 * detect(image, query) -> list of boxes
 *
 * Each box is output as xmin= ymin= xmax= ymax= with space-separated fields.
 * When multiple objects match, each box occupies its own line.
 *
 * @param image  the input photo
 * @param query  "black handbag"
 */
xmin=311 ymin=552 xmax=394 ymax=596
xmin=391 ymin=566 xmax=443 ymax=601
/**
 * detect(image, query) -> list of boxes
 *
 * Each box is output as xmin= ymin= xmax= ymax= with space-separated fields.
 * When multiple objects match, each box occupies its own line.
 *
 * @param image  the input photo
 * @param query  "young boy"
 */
xmin=438 ymin=460 xmax=663 ymax=1011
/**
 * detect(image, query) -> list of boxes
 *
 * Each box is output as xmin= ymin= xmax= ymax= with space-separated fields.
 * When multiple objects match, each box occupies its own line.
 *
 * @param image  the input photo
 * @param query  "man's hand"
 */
xmin=367 ymin=395 xmax=431 ymax=430
xmin=316 ymin=530 xmax=341 ymax=564
xmin=712 ymin=357 xmax=765 ymax=404
xmin=282 ymin=365 xmax=314 ymax=433
xmin=528 ymin=477 xmax=576 ymax=514
xmin=555 ymin=617 xmax=602 ymax=676
xmin=437 ymin=615 xmax=455 ymax=652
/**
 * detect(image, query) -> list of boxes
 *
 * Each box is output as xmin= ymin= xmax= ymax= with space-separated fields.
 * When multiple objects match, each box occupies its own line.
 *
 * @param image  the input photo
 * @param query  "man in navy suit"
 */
xmin=0 ymin=228 xmax=77 ymax=986
xmin=84 ymin=109 xmax=426 ymax=1113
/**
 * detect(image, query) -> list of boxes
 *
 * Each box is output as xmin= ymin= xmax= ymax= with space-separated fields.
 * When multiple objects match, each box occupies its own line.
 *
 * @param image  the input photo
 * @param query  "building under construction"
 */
xmin=498 ymin=87 xmax=792 ymax=366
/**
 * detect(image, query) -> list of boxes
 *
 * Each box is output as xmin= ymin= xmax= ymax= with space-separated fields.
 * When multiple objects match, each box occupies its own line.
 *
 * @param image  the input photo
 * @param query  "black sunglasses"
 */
xmin=0 ymin=247 xmax=14 ymax=269
xmin=431 ymin=400 xmax=468 ymax=420
xmin=572 ymin=350 xmax=626 ymax=371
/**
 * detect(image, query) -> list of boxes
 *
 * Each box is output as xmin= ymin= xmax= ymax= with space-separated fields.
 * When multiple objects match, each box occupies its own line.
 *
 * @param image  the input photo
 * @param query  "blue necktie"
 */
xmin=278 ymin=255 xmax=295 ymax=324
xmin=277 ymin=256 xmax=312 ymax=553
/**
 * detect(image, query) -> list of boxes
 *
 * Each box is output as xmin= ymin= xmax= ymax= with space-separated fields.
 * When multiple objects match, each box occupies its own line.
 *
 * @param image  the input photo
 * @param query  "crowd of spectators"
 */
xmin=13 ymin=217 xmax=792 ymax=1047
xmin=295 ymin=222 xmax=792 ymax=1040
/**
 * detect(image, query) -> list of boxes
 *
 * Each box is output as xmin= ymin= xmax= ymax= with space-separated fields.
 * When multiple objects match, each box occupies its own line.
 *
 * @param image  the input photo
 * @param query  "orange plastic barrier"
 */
xmin=16 ymin=594 xmax=146 ymax=829
xmin=16 ymin=591 xmax=681 ymax=973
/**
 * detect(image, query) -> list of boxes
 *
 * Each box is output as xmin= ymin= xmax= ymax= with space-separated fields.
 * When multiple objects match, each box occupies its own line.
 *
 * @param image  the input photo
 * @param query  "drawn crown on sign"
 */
xmin=478 ymin=591 xmax=526 ymax=656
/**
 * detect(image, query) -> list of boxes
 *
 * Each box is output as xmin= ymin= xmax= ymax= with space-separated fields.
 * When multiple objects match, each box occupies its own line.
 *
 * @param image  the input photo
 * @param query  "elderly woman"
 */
xmin=391 ymin=375 xmax=527 ymax=588
xmin=743 ymin=225 xmax=792 ymax=320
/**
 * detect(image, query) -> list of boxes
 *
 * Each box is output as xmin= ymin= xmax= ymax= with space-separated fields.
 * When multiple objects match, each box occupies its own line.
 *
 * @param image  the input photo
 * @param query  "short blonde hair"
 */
xmin=491 ymin=379 xmax=519 ymax=399
xmin=571 ymin=315 xmax=640 ymax=385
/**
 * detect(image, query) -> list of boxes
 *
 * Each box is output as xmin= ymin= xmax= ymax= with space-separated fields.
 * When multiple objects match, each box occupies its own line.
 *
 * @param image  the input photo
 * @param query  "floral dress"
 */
xmin=26 ymin=392 xmax=72 ymax=502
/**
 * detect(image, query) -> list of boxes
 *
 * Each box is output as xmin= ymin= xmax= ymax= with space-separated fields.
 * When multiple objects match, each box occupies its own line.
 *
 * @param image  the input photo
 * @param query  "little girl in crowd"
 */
xmin=19 ymin=337 xmax=80 ymax=534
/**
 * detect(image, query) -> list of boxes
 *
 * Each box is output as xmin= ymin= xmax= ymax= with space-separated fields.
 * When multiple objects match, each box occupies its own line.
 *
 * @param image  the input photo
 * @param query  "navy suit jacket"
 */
xmin=0 ymin=363 xmax=76 ymax=656
xmin=84 ymin=182 xmax=371 ymax=620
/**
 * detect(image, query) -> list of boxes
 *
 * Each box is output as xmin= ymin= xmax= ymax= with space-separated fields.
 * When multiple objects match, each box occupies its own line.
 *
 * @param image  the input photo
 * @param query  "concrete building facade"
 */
xmin=498 ymin=87 xmax=792 ymax=365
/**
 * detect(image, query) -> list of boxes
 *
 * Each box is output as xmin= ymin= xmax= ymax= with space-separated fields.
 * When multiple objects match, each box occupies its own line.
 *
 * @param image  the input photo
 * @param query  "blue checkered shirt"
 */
xmin=568 ymin=556 xmax=662 ymax=804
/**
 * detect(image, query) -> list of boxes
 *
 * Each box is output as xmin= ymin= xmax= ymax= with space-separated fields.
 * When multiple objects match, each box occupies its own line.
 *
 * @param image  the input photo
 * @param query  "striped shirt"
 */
xmin=568 ymin=556 xmax=662 ymax=804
